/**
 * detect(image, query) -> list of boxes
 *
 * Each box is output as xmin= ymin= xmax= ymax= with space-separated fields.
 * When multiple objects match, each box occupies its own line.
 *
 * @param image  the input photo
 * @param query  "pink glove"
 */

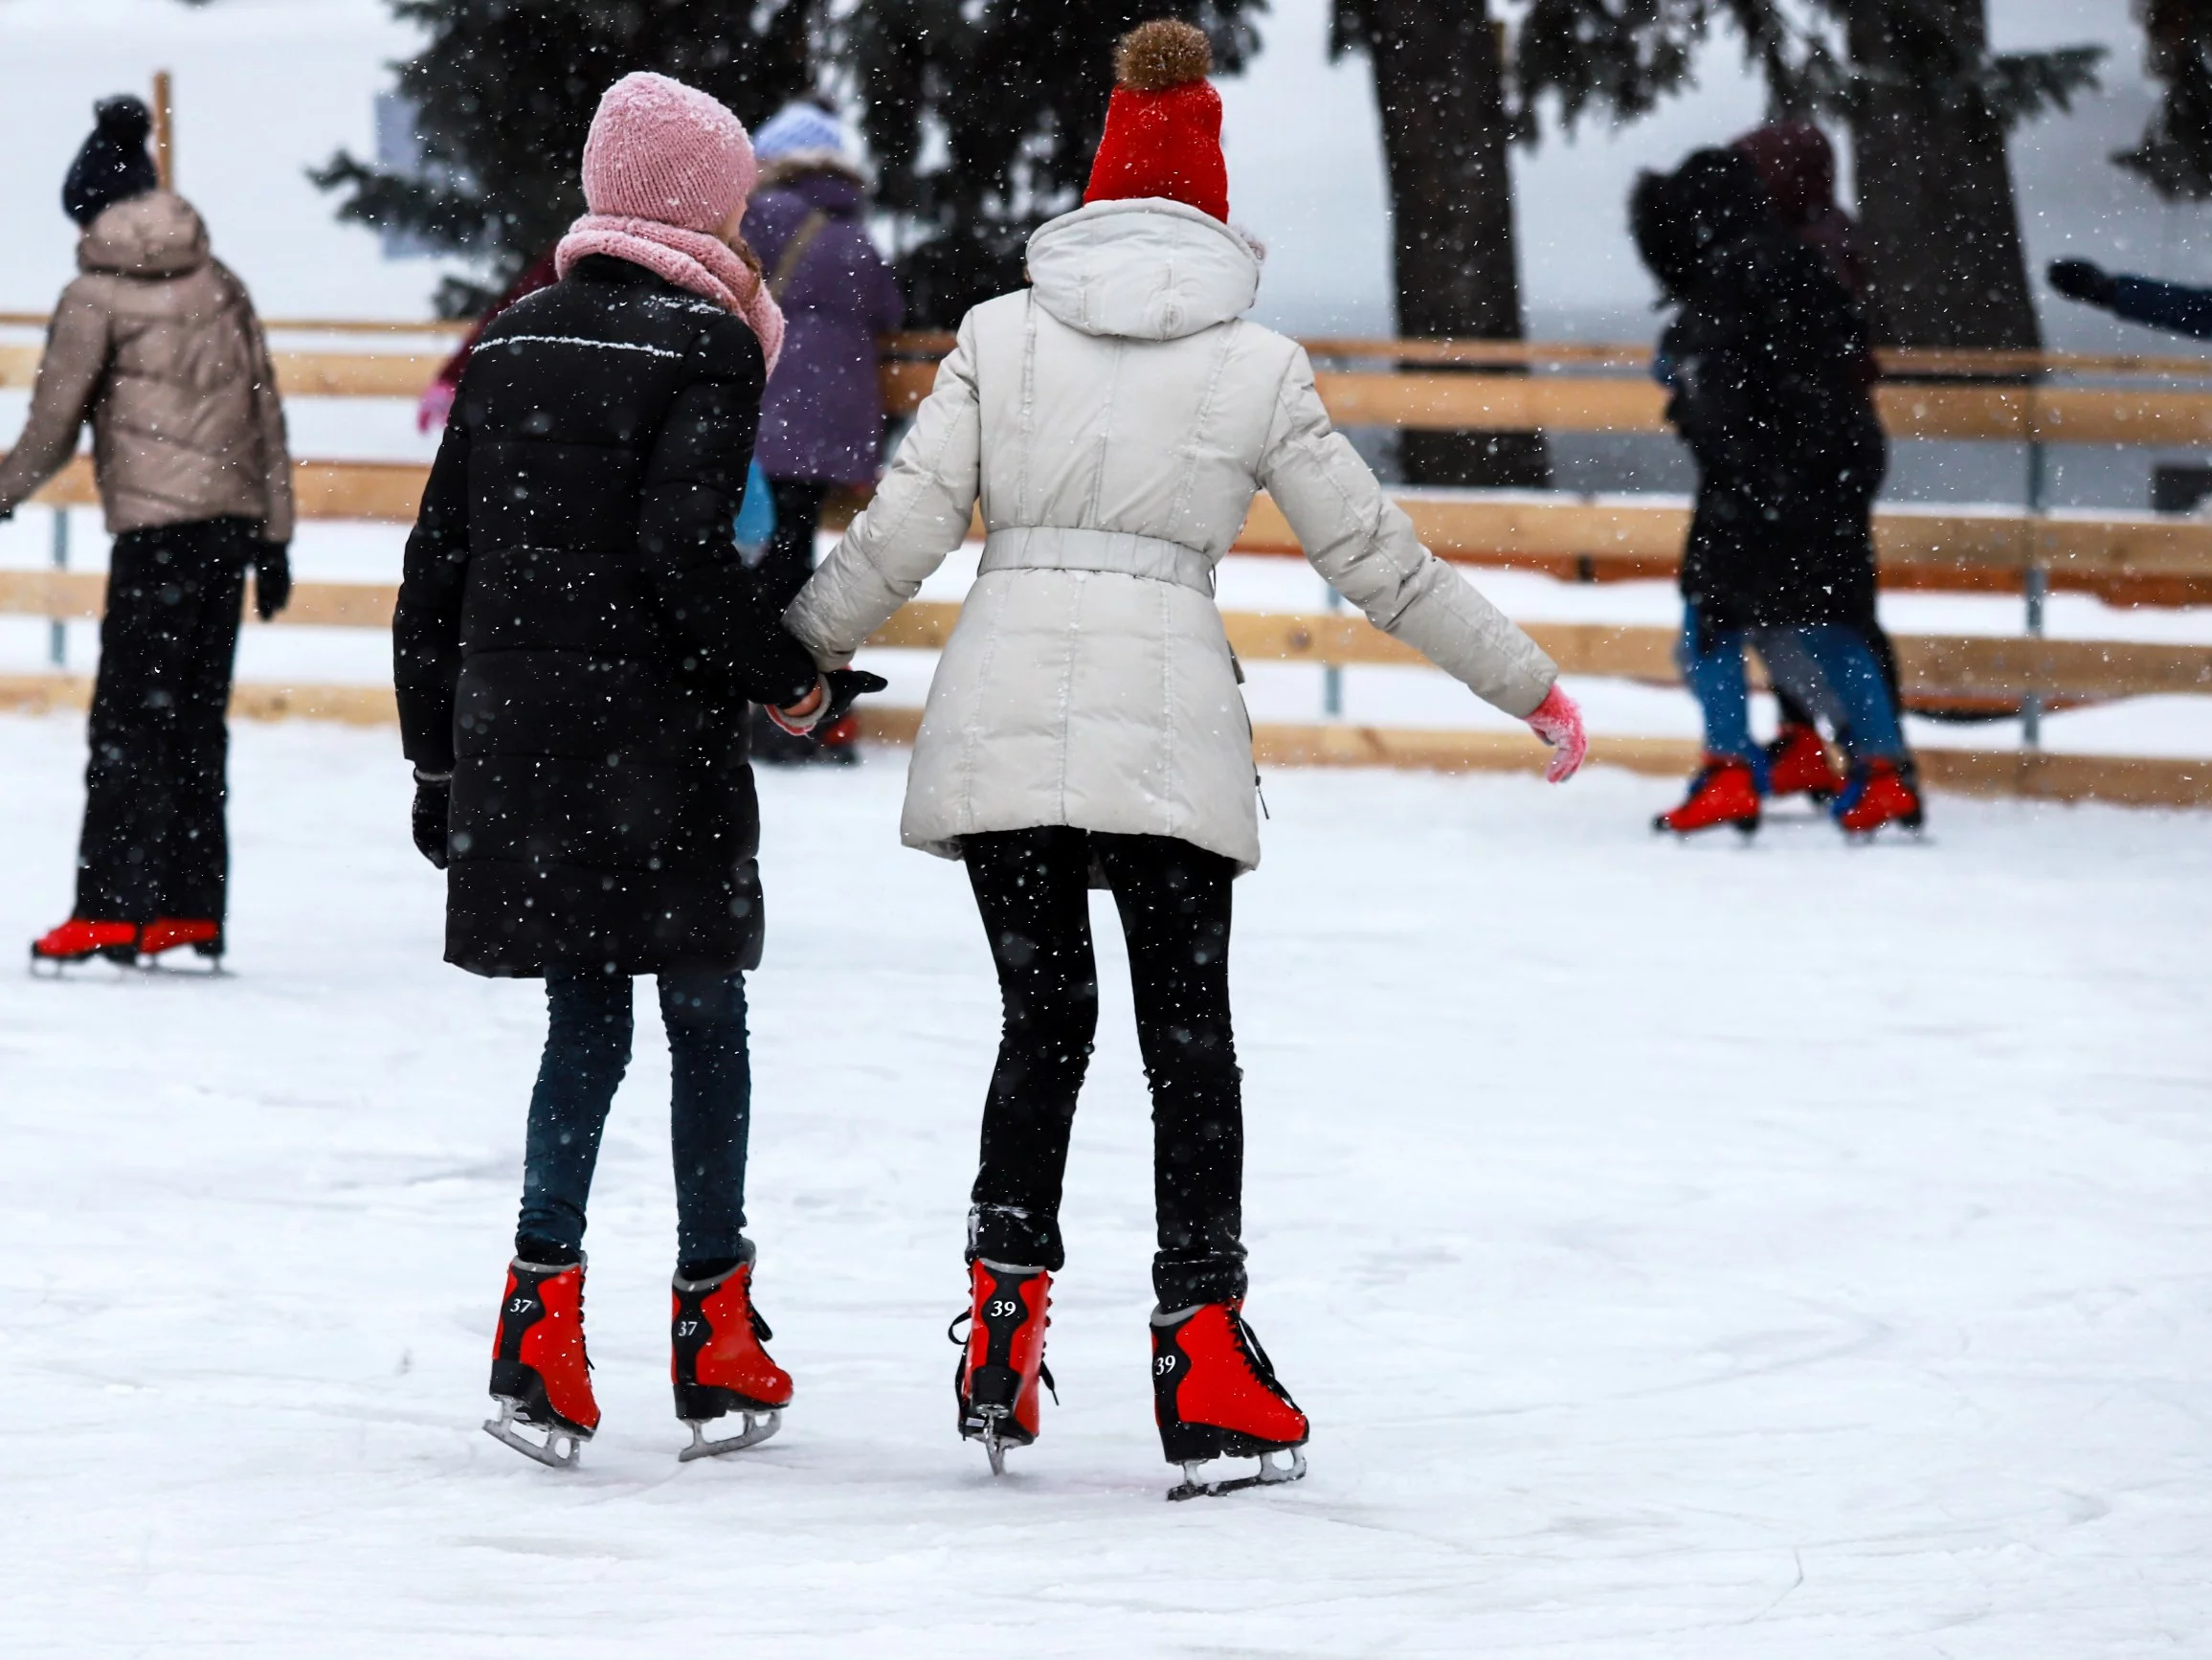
xmin=1526 ymin=684 xmax=1587 ymax=783
xmin=416 ymin=379 xmax=457 ymax=435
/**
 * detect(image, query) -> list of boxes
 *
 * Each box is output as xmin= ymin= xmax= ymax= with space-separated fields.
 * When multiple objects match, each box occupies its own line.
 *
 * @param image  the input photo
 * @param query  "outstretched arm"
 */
xmin=2049 ymin=260 xmax=2212 ymax=340
xmin=1256 ymin=348 xmax=1558 ymax=720
xmin=783 ymin=313 xmax=982 ymax=666
xmin=0 ymin=283 xmax=111 ymax=517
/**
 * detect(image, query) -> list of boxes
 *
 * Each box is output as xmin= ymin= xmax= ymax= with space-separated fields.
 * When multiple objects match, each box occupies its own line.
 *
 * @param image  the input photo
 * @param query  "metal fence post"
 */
xmin=1322 ymin=582 xmax=1344 ymax=717
xmin=49 ymin=505 xmax=68 ymax=669
xmin=2022 ymin=437 xmax=2047 ymax=749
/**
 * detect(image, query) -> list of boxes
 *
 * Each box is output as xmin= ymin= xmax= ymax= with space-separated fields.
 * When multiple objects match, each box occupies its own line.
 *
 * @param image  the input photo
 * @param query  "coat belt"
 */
xmin=977 ymin=527 xmax=1216 ymax=595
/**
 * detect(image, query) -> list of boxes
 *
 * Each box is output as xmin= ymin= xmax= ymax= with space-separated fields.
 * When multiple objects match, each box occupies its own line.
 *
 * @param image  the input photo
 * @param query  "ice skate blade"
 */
xmin=1167 ymin=1447 xmax=1307 ymax=1502
xmin=482 ymin=1399 xmax=586 ymax=1469
xmin=678 ymin=1408 xmax=781 ymax=1462
xmin=962 ymin=1406 xmax=1015 ymax=1476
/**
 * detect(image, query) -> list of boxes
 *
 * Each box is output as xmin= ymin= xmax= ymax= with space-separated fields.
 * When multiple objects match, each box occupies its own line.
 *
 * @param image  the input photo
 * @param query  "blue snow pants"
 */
xmin=1677 ymin=609 xmax=1906 ymax=769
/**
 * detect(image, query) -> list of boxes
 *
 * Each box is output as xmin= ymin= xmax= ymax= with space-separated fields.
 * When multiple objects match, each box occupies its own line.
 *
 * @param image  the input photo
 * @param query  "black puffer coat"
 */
xmin=394 ymin=256 xmax=820 ymax=978
xmin=1633 ymin=148 xmax=1887 ymax=633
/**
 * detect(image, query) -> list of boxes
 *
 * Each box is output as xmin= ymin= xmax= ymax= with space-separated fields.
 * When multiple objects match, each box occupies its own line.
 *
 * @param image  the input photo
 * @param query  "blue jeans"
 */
xmin=1677 ymin=609 xmax=1905 ymax=769
xmin=516 ymin=965 xmax=752 ymax=1267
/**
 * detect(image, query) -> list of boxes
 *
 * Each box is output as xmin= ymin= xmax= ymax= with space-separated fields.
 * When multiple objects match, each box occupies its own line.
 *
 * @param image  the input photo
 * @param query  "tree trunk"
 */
xmin=1358 ymin=0 xmax=1548 ymax=486
xmin=1845 ymin=0 xmax=2041 ymax=350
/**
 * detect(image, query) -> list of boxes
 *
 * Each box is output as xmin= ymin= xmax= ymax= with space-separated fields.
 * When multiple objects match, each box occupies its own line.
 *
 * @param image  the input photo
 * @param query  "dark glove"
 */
xmin=821 ymin=667 xmax=890 ymax=728
xmin=411 ymin=769 xmax=451 ymax=869
xmin=2047 ymin=258 xmax=2116 ymax=306
xmin=253 ymin=542 xmax=292 ymax=621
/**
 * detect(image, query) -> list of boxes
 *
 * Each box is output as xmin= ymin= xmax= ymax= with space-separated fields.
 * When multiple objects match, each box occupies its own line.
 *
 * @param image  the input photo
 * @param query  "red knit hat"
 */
xmin=1083 ymin=20 xmax=1228 ymax=223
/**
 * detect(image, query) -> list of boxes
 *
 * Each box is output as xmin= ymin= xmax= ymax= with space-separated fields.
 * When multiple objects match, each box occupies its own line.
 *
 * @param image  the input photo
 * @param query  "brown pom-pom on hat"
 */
xmin=1115 ymin=19 xmax=1213 ymax=93
xmin=1084 ymin=18 xmax=1228 ymax=221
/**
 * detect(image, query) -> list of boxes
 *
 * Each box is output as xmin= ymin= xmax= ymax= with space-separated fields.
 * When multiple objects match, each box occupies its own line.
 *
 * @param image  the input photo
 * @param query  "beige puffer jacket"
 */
xmin=0 ymin=192 xmax=293 ymax=542
xmin=784 ymin=198 xmax=1556 ymax=870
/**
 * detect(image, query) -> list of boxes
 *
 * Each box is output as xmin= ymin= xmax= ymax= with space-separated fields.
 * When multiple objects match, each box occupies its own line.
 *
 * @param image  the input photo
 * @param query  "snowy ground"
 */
xmin=1 ymin=713 xmax=2208 ymax=1654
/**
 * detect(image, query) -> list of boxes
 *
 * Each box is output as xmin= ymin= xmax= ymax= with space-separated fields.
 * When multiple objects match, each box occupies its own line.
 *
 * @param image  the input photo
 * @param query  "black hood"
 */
xmin=1631 ymin=146 xmax=1773 ymax=301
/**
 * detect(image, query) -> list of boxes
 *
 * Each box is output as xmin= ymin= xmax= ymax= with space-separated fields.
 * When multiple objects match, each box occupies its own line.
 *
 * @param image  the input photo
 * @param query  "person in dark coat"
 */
xmin=739 ymin=101 xmax=905 ymax=763
xmin=393 ymin=74 xmax=877 ymax=1468
xmin=1633 ymin=147 xmax=1922 ymax=837
xmin=1732 ymin=120 xmax=1913 ymax=800
xmin=11 ymin=96 xmax=296 ymax=971
xmin=2048 ymin=258 xmax=2212 ymax=339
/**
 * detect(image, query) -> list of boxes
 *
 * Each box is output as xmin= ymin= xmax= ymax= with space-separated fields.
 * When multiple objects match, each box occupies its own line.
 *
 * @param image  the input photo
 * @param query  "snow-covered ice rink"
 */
xmin=1 ymin=713 xmax=2208 ymax=1654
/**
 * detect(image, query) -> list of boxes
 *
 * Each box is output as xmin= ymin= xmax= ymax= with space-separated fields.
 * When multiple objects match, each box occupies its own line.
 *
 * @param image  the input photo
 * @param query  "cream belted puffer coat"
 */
xmin=784 ymin=198 xmax=1558 ymax=870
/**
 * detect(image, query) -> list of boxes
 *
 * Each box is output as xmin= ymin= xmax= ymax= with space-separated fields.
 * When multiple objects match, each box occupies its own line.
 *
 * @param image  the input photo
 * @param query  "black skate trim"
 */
xmin=487 ymin=1358 xmax=596 ymax=1440
xmin=674 ymin=1379 xmax=786 ymax=1421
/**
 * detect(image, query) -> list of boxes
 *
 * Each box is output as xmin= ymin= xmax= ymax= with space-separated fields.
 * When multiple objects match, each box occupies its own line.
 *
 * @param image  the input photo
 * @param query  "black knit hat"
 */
xmin=62 ymin=96 xmax=160 ymax=228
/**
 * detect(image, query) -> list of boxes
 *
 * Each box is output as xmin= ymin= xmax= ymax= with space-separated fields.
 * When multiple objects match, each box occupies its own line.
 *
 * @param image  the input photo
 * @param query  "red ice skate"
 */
xmin=1151 ymin=1301 xmax=1309 ymax=1500
xmin=1654 ymin=755 xmax=1762 ymax=837
xmin=671 ymin=1257 xmax=792 ymax=1461
xmin=951 ymin=1260 xmax=1053 ymax=1474
xmin=1764 ymin=722 xmax=1843 ymax=803
xmin=1833 ymin=758 xmax=1924 ymax=838
xmin=138 ymin=918 xmax=223 ymax=962
xmin=484 ymin=1258 xmax=599 ymax=1468
xmin=29 ymin=918 xmax=139 ymax=972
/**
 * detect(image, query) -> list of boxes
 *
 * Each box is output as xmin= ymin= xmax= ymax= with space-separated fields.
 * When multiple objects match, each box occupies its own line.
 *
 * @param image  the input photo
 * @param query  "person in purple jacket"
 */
xmin=741 ymin=101 xmax=905 ymax=763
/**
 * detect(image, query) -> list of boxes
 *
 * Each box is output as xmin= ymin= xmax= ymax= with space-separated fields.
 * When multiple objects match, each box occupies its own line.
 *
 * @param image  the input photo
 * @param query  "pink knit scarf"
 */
xmin=554 ymin=214 xmax=786 ymax=371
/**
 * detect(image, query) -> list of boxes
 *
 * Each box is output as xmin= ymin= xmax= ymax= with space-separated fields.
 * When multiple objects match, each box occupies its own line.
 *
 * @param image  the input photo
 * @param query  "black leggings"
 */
xmin=964 ymin=827 xmax=1245 ymax=1308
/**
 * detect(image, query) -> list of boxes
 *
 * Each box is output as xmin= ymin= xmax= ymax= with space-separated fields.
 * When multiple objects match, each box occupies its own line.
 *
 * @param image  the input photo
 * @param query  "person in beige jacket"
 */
xmin=8 ymin=96 xmax=295 ymax=971
xmin=783 ymin=21 xmax=1587 ymax=1495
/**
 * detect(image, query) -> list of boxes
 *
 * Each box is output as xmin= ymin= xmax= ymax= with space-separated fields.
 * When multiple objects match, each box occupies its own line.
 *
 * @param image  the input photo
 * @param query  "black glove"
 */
xmin=2047 ymin=258 xmax=2116 ymax=306
xmin=820 ymin=667 xmax=890 ymax=729
xmin=411 ymin=770 xmax=452 ymax=869
xmin=253 ymin=542 xmax=292 ymax=621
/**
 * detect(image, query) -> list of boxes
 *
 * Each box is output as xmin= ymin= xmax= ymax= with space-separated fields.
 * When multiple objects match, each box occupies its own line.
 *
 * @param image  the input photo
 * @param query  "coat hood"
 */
xmin=1630 ymin=148 xmax=1771 ymax=302
xmin=78 ymin=191 xmax=210 ymax=279
xmin=1733 ymin=122 xmax=1835 ymax=227
xmin=1025 ymin=199 xmax=1259 ymax=342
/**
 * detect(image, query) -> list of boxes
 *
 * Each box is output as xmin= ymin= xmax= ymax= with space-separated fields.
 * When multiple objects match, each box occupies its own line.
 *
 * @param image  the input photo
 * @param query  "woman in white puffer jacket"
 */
xmin=786 ymin=20 xmax=1586 ymax=1490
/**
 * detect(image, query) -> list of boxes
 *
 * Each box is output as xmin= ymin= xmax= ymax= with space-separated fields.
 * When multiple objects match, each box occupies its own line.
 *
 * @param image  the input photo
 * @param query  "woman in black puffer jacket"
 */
xmin=394 ymin=74 xmax=875 ymax=1469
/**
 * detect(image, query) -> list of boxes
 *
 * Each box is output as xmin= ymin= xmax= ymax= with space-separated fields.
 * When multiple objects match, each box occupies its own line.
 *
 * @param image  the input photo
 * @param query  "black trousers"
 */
xmin=77 ymin=517 xmax=254 ymax=925
xmin=749 ymin=479 xmax=836 ymax=765
xmin=965 ymin=827 xmax=1246 ymax=1308
xmin=754 ymin=478 xmax=832 ymax=612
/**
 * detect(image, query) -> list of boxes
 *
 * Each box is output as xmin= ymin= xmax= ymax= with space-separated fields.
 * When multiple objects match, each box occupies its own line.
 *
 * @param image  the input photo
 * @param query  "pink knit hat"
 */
xmin=581 ymin=72 xmax=757 ymax=234
xmin=557 ymin=72 xmax=785 ymax=368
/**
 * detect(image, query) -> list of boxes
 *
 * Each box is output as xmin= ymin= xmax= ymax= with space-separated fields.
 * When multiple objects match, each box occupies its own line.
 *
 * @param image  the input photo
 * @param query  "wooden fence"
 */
xmin=4 ymin=320 xmax=2211 ymax=806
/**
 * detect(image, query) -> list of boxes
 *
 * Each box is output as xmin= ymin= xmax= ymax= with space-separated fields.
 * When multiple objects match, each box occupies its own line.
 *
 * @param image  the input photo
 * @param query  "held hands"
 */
xmin=1525 ymin=683 xmax=1588 ymax=784
xmin=767 ymin=668 xmax=891 ymax=739
xmin=2047 ymin=259 xmax=2117 ymax=307
xmin=412 ymin=768 xmax=452 ymax=869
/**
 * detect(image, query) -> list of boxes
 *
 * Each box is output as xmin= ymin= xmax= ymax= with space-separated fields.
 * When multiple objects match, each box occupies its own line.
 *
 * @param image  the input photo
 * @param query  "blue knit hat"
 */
xmin=752 ymin=101 xmax=847 ymax=164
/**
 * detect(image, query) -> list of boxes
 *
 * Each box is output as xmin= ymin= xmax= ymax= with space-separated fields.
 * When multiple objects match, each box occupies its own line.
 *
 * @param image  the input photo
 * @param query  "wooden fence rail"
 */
xmin=17 ymin=455 xmax=2212 ymax=587
xmin=8 ymin=335 xmax=2212 ymax=445
xmin=5 ymin=574 xmax=2208 ymax=707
